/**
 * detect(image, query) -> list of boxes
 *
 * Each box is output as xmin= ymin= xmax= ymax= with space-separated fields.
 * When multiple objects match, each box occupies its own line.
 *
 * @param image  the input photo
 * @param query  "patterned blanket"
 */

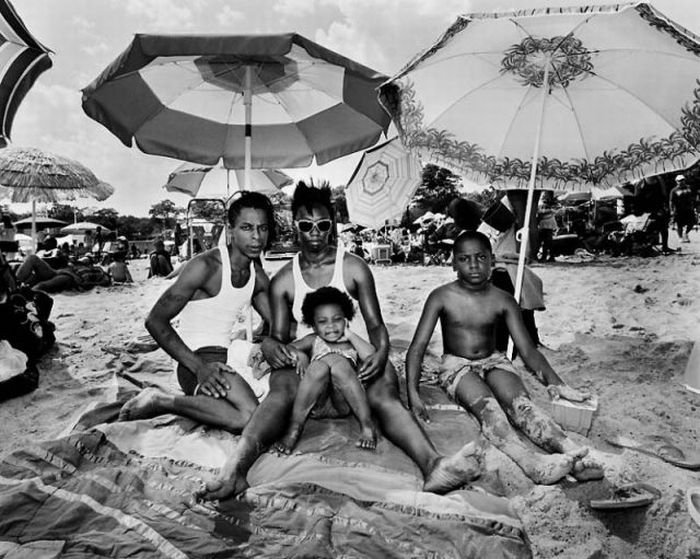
xmin=0 ymin=383 xmax=531 ymax=558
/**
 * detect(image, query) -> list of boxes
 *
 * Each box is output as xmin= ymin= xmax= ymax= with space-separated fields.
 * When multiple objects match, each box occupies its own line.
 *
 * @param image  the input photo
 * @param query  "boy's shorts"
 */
xmin=439 ymin=352 xmax=518 ymax=399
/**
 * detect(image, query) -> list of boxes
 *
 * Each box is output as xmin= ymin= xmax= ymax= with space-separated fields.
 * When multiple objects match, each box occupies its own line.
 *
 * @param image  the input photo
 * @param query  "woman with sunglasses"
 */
xmin=200 ymin=180 xmax=483 ymax=501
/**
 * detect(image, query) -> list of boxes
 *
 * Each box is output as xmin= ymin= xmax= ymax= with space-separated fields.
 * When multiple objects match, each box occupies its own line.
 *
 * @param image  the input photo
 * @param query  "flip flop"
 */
xmin=606 ymin=435 xmax=700 ymax=470
xmin=688 ymin=487 xmax=700 ymax=528
xmin=590 ymin=482 xmax=661 ymax=510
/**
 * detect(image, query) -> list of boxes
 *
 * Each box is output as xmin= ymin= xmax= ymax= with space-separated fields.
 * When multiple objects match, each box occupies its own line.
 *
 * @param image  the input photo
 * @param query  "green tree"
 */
xmin=86 ymin=208 xmax=120 ymax=232
xmin=412 ymin=164 xmax=462 ymax=214
xmin=149 ymin=199 xmax=183 ymax=231
xmin=48 ymin=204 xmax=83 ymax=223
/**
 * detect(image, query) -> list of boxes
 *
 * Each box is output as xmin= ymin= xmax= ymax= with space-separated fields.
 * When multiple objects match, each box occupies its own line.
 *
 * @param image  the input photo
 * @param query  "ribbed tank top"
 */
xmin=176 ymin=233 xmax=255 ymax=350
xmin=291 ymin=244 xmax=368 ymax=340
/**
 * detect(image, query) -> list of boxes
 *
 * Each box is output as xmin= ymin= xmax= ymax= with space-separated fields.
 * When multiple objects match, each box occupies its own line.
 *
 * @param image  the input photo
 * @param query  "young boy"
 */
xmin=406 ymin=230 xmax=603 ymax=485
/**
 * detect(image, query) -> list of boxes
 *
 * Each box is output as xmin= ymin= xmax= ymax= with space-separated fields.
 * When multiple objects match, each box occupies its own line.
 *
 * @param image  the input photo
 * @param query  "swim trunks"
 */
xmin=439 ymin=352 xmax=518 ymax=399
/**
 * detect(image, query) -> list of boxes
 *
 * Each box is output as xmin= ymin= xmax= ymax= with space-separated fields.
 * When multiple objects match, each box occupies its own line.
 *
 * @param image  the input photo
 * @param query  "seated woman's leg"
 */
xmin=275 ymin=360 xmax=331 ymax=454
xmin=325 ymin=354 xmax=375 ymax=449
xmin=367 ymin=361 xmax=482 ymax=493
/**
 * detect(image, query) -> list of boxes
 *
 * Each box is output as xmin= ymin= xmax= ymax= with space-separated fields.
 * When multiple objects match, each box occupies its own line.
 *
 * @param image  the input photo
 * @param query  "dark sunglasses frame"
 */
xmin=295 ymin=219 xmax=333 ymax=233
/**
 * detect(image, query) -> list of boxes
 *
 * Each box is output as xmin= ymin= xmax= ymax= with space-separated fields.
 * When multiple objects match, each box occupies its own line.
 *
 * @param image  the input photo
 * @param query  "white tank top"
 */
xmin=291 ymin=243 xmax=368 ymax=340
xmin=176 ymin=233 xmax=255 ymax=350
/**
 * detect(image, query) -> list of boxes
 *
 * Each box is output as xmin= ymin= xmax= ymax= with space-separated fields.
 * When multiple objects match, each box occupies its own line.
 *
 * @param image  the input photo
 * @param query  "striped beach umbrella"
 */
xmin=163 ymin=162 xmax=292 ymax=199
xmin=0 ymin=0 xmax=52 ymax=148
xmin=81 ymin=33 xmax=391 ymax=187
xmin=346 ymin=137 xmax=422 ymax=229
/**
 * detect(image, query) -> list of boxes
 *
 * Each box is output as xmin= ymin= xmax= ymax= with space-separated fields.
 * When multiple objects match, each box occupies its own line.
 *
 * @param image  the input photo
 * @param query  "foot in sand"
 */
xmin=118 ymin=387 xmax=168 ymax=421
xmin=572 ymin=452 xmax=605 ymax=481
xmin=197 ymin=473 xmax=249 ymax=501
xmin=423 ymin=441 xmax=484 ymax=494
xmin=273 ymin=425 xmax=302 ymax=455
xmin=519 ymin=447 xmax=589 ymax=485
xmin=355 ymin=425 xmax=377 ymax=450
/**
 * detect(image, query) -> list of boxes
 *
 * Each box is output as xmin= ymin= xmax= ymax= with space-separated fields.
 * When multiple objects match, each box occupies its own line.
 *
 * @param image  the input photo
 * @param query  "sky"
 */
xmin=7 ymin=0 xmax=700 ymax=217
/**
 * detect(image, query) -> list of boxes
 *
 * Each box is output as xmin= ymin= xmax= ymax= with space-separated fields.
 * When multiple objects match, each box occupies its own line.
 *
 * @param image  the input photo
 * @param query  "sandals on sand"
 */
xmin=590 ymin=482 xmax=661 ymax=510
xmin=606 ymin=435 xmax=700 ymax=470
xmin=688 ymin=487 xmax=700 ymax=528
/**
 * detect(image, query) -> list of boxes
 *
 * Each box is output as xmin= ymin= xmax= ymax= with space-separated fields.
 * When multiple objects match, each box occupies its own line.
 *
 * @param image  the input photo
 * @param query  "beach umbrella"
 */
xmin=345 ymin=137 xmax=422 ymax=229
xmin=81 ymin=33 xmax=391 ymax=189
xmin=12 ymin=216 xmax=67 ymax=230
xmin=380 ymin=3 xmax=700 ymax=303
xmin=0 ymin=0 xmax=52 ymax=148
xmin=0 ymin=147 xmax=113 ymax=248
xmin=164 ymin=162 xmax=293 ymax=199
xmin=60 ymin=221 xmax=112 ymax=234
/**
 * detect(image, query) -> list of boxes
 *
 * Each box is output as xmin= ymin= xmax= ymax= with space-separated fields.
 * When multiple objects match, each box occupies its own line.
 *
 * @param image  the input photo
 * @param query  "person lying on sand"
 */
xmin=275 ymin=286 xmax=378 ymax=454
xmin=406 ymin=230 xmax=603 ymax=485
xmin=200 ymin=180 xmax=483 ymax=501
xmin=15 ymin=253 xmax=110 ymax=293
xmin=119 ymin=192 xmax=275 ymax=432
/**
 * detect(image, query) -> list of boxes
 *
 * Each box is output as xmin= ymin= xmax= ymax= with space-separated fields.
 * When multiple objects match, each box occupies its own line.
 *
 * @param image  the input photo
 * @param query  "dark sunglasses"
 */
xmin=295 ymin=219 xmax=333 ymax=233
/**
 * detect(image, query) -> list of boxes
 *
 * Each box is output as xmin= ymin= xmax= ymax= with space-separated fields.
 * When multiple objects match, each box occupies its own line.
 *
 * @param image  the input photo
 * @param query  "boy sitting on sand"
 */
xmin=274 ymin=286 xmax=377 ymax=454
xmin=406 ymin=230 xmax=603 ymax=484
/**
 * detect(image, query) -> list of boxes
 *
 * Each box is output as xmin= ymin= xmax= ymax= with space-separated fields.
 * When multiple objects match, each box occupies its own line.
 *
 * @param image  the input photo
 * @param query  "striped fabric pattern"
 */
xmin=0 ymin=0 xmax=52 ymax=148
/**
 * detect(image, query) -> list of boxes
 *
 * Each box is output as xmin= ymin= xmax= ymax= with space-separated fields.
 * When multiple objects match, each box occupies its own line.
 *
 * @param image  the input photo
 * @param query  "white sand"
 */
xmin=1 ymin=239 xmax=699 ymax=558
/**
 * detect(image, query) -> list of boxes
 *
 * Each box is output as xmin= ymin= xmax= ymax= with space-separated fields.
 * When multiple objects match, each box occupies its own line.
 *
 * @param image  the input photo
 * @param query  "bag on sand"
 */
xmin=0 ymin=339 xmax=39 ymax=402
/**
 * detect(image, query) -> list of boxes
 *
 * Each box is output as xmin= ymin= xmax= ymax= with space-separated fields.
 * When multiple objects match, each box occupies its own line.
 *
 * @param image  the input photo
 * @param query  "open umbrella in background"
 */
xmin=81 ymin=33 xmax=391 ymax=190
xmin=164 ymin=163 xmax=293 ymax=199
xmin=0 ymin=147 xmax=113 ymax=248
xmin=345 ymin=137 xmax=422 ymax=229
xmin=381 ymin=3 xmax=700 ymax=304
xmin=60 ymin=221 xmax=113 ymax=235
xmin=0 ymin=0 xmax=52 ymax=148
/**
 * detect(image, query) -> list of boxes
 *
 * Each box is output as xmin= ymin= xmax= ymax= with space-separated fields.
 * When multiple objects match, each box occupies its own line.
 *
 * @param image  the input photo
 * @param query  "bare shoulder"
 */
xmin=342 ymin=250 xmax=372 ymax=278
xmin=269 ymin=259 xmax=294 ymax=291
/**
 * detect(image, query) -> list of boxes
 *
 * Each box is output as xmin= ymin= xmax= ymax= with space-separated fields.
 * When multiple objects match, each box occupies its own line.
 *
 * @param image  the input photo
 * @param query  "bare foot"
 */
xmin=118 ymin=387 xmax=167 ymax=421
xmin=423 ymin=440 xmax=484 ymax=494
xmin=571 ymin=453 xmax=605 ymax=481
xmin=520 ymin=447 xmax=587 ymax=485
xmin=355 ymin=425 xmax=376 ymax=451
xmin=197 ymin=472 xmax=249 ymax=501
xmin=273 ymin=426 xmax=302 ymax=455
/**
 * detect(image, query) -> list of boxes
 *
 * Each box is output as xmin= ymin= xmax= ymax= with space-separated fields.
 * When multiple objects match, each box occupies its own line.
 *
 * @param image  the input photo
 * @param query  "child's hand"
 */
xmin=547 ymin=383 xmax=591 ymax=403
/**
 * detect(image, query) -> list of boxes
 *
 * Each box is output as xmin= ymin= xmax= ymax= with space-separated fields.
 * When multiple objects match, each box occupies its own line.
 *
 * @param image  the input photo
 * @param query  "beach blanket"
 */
xmin=0 ymin=381 xmax=530 ymax=558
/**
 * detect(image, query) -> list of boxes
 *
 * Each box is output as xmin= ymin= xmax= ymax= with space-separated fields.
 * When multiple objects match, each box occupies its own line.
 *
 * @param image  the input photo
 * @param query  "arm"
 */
xmin=125 ymin=265 xmax=133 ymax=283
xmin=286 ymin=334 xmax=314 ymax=375
xmin=250 ymin=262 xmax=272 ymax=337
xmin=260 ymin=267 xmax=295 ymax=369
xmin=405 ymin=291 xmax=442 ymax=421
xmin=144 ymin=255 xmax=233 ymax=395
xmin=347 ymin=257 xmax=390 ymax=381
xmin=344 ymin=328 xmax=376 ymax=362
xmin=503 ymin=296 xmax=590 ymax=402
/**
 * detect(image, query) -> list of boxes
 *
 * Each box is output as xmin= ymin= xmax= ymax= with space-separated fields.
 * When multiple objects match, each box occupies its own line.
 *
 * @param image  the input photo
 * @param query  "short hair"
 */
xmin=301 ymin=286 xmax=355 ymax=326
xmin=228 ymin=191 xmax=276 ymax=249
xmin=292 ymin=179 xmax=333 ymax=218
xmin=448 ymin=198 xmax=483 ymax=232
xmin=453 ymin=230 xmax=492 ymax=254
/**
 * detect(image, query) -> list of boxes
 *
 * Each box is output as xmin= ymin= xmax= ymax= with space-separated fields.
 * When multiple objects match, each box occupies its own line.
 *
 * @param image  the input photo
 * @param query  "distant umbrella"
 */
xmin=60 ymin=221 xmax=113 ymax=235
xmin=0 ymin=147 xmax=113 ymax=248
xmin=12 ymin=216 xmax=67 ymax=230
xmin=0 ymin=0 xmax=52 ymax=147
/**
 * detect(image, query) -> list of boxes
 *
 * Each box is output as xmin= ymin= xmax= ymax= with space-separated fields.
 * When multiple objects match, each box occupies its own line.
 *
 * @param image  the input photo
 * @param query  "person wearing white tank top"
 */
xmin=118 ymin=193 xmax=276 ymax=435
xmin=200 ymin=181 xmax=483 ymax=502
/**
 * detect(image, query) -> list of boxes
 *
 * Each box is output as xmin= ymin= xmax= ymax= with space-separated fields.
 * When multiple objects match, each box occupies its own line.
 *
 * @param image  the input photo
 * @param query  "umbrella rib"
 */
xmin=557 ymin=87 xmax=590 ymax=162
xmin=494 ymin=84 xmax=535 ymax=160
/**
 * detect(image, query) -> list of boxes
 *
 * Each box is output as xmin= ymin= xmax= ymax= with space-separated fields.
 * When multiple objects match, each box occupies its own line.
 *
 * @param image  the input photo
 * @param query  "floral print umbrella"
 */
xmin=380 ymin=3 xmax=700 ymax=301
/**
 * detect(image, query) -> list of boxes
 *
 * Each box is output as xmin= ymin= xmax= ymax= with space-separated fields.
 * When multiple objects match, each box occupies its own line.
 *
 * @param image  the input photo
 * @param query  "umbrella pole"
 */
xmin=31 ymin=199 xmax=37 ymax=252
xmin=508 ymin=64 xmax=550 ymax=358
xmin=244 ymin=65 xmax=252 ymax=190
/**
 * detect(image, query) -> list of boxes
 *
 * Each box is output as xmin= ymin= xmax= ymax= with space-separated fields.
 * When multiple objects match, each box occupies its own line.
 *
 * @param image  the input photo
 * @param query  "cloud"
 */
xmin=120 ymin=0 xmax=207 ymax=30
xmin=216 ymin=6 xmax=246 ymax=27
xmin=273 ymin=0 xmax=318 ymax=17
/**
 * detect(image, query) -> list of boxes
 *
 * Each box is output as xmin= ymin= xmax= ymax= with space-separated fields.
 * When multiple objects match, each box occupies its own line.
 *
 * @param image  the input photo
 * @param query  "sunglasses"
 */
xmin=295 ymin=219 xmax=333 ymax=234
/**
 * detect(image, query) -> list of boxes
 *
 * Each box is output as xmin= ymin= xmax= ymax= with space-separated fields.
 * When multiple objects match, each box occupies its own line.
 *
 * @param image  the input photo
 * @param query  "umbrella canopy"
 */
xmin=381 ymin=3 xmax=700 ymax=193
xmin=81 ymin=33 xmax=391 ymax=184
xmin=60 ymin=221 xmax=112 ymax=234
xmin=0 ymin=147 xmax=114 ymax=203
xmin=12 ymin=216 xmax=67 ymax=232
xmin=345 ymin=137 xmax=422 ymax=229
xmin=164 ymin=163 xmax=293 ymax=199
xmin=381 ymin=3 xmax=700 ymax=304
xmin=0 ymin=0 xmax=52 ymax=148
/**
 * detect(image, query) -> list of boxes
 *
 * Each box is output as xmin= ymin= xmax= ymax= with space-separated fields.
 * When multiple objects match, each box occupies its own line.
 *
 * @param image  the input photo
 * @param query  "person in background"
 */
xmin=536 ymin=198 xmax=557 ymax=262
xmin=669 ymin=174 xmax=696 ymax=244
xmin=148 ymin=239 xmax=174 ymax=278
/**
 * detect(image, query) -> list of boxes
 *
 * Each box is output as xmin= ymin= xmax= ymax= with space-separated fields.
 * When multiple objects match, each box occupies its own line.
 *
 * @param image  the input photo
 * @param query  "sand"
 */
xmin=1 ymin=238 xmax=700 ymax=558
